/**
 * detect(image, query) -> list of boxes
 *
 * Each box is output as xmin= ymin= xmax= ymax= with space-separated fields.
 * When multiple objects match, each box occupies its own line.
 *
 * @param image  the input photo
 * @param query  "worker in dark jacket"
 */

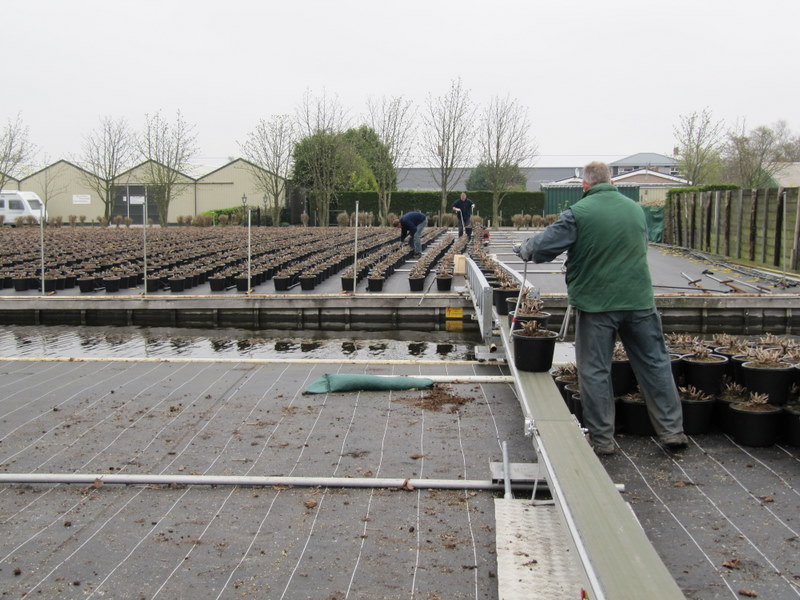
xmin=452 ymin=192 xmax=474 ymax=238
xmin=517 ymin=161 xmax=686 ymax=456
xmin=396 ymin=211 xmax=427 ymax=257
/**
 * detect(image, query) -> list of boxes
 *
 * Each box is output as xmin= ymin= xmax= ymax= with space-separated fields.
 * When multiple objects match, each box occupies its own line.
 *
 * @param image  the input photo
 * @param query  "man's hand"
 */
xmin=513 ymin=243 xmax=528 ymax=261
xmin=454 ymin=207 xmax=461 ymax=212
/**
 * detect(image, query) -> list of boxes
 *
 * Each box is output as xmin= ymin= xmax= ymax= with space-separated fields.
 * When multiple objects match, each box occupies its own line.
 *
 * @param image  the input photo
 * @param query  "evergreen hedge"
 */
xmin=333 ymin=190 xmax=545 ymax=224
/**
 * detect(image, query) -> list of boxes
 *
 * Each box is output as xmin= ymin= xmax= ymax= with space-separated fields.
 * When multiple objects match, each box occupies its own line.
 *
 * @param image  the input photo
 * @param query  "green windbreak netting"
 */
xmin=305 ymin=374 xmax=434 ymax=394
xmin=641 ymin=206 xmax=664 ymax=243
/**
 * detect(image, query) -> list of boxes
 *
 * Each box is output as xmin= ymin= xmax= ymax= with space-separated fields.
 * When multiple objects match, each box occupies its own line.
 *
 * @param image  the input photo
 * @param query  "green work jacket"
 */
xmin=567 ymin=184 xmax=654 ymax=312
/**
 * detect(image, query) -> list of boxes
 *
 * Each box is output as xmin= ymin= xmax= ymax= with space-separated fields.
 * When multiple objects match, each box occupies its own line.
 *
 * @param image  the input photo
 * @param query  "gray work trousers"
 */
xmin=574 ymin=307 xmax=684 ymax=447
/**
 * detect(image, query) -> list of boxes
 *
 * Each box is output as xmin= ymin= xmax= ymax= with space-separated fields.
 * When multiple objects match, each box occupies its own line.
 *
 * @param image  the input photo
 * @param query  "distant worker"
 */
xmin=452 ymin=192 xmax=474 ymax=238
xmin=516 ymin=161 xmax=687 ymax=456
xmin=395 ymin=211 xmax=427 ymax=258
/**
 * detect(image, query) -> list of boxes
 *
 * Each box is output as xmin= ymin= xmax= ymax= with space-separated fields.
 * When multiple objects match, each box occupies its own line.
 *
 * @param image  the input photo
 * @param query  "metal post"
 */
xmin=247 ymin=208 xmax=252 ymax=293
xmin=39 ymin=209 xmax=45 ymax=294
xmin=353 ymin=201 xmax=359 ymax=293
xmin=143 ymin=188 xmax=148 ymax=295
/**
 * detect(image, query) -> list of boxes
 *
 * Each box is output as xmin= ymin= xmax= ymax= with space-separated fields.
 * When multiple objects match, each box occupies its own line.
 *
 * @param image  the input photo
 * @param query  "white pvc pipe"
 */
xmin=0 ymin=473 xmax=514 ymax=491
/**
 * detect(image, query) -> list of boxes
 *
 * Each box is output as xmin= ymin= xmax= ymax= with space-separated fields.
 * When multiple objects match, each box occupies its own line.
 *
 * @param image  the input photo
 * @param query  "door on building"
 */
xmin=112 ymin=185 xmax=160 ymax=225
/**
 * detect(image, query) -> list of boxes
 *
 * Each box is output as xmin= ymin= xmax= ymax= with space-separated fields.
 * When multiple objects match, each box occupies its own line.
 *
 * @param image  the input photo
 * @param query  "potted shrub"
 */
xmin=509 ymin=290 xmax=550 ymax=329
xmin=492 ymin=269 xmax=519 ymax=315
xmin=678 ymin=385 xmax=715 ymax=435
xmin=741 ymin=348 xmax=795 ymax=406
xmin=510 ymin=319 xmax=558 ymax=372
xmin=618 ymin=389 xmax=655 ymax=436
xmin=730 ymin=392 xmax=783 ymax=447
xmin=715 ymin=379 xmax=749 ymax=434
xmin=435 ymin=261 xmax=453 ymax=291
xmin=611 ymin=342 xmax=636 ymax=397
xmin=550 ymin=362 xmax=577 ymax=401
xmin=681 ymin=344 xmax=728 ymax=396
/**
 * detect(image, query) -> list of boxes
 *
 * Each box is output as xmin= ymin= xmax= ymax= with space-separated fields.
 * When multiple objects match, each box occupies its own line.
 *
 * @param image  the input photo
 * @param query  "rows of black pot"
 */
xmin=549 ymin=358 xmax=800 ymax=447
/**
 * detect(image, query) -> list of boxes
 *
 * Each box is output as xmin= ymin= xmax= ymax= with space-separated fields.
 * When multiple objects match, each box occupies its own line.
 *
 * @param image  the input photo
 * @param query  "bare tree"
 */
xmin=478 ymin=95 xmax=536 ymax=226
xmin=723 ymin=121 xmax=785 ymax=188
xmin=36 ymin=156 xmax=69 ymax=217
xmin=137 ymin=110 xmax=198 ymax=225
xmin=294 ymin=90 xmax=349 ymax=226
xmin=239 ymin=115 xmax=296 ymax=226
xmin=421 ymin=78 xmax=475 ymax=216
xmin=79 ymin=116 xmax=135 ymax=219
xmin=366 ymin=95 xmax=416 ymax=225
xmin=0 ymin=114 xmax=34 ymax=191
xmin=673 ymin=108 xmax=725 ymax=185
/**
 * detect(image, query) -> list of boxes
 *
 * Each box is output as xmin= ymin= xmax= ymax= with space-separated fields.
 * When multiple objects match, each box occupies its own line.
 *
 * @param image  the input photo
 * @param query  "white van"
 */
xmin=0 ymin=190 xmax=47 ymax=225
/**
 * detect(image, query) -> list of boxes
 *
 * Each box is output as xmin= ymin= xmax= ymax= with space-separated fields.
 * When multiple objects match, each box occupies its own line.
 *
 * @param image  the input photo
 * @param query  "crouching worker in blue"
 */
xmin=395 ymin=211 xmax=427 ymax=258
xmin=517 ymin=161 xmax=687 ymax=456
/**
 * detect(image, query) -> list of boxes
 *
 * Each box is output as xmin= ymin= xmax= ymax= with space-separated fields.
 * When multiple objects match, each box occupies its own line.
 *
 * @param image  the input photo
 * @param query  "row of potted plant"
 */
xmin=548 ymin=332 xmax=800 ymax=447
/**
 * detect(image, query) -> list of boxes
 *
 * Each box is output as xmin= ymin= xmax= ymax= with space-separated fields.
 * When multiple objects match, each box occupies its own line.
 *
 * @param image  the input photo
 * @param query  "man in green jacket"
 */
xmin=518 ymin=161 xmax=686 ymax=455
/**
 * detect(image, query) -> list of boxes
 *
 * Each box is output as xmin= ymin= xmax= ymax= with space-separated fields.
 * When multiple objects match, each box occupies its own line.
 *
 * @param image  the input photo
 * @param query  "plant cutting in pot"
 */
xmin=715 ymin=378 xmax=748 ymax=434
xmin=509 ymin=289 xmax=550 ymax=329
xmin=551 ymin=362 xmax=577 ymax=407
xmin=741 ymin=348 xmax=795 ymax=406
xmin=511 ymin=319 xmax=558 ymax=372
xmin=618 ymin=389 xmax=655 ymax=436
xmin=678 ymin=384 xmax=715 ymax=435
xmin=665 ymin=333 xmax=701 ymax=356
xmin=611 ymin=341 xmax=636 ymax=396
xmin=492 ymin=269 xmax=519 ymax=316
xmin=730 ymin=392 xmax=783 ymax=447
xmin=681 ymin=344 xmax=728 ymax=396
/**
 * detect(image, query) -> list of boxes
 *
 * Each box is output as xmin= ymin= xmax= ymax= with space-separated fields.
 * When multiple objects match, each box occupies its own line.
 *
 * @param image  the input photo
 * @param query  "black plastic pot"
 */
xmin=619 ymin=398 xmax=655 ymax=436
xmin=493 ymin=288 xmax=519 ymax=315
xmin=681 ymin=355 xmax=729 ymax=396
xmin=409 ymin=277 xmax=425 ymax=292
xmin=784 ymin=405 xmax=800 ymax=446
xmin=78 ymin=277 xmax=96 ymax=293
xmin=511 ymin=330 xmax=558 ymax=372
xmin=681 ymin=398 xmax=715 ymax=435
xmin=273 ymin=276 xmax=290 ymax=292
xmin=436 ymin=276 xmax=453 ymax=292
xmin=611 ymin=359 xmax=636 ymax=396
xmin=730 ymin=403 xmax=782 ymax=447
xmin=367 ymin=277 xmax=385 ymax=292
xmin=168 ymin=277 xmax=185 ymax=293
xmin=741 ymin=361 xmax=794 ymax=405
xmin=209 ymin=277 xmax=227 ymax=292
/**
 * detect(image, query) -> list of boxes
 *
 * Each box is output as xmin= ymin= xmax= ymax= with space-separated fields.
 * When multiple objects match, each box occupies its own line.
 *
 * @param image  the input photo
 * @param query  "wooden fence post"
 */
xmin=713 ymin=191 xmax=721 ymax=255
xmin=749 ymin=189 xmax=758 ymax=261
xmin=791 ymin=188 xmax=800 ymax=270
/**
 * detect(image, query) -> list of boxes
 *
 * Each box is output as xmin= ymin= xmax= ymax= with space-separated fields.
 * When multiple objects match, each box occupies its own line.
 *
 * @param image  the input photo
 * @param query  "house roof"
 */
xmin=609 ymin=152 xmax=677 ymax=167
xmin=611 ymin=168 xmax=688 ymax=186
xmin=19 ymin=159 xmax=97 ymax=182
xmin=117 ymin=160 xmax=195 ymax=182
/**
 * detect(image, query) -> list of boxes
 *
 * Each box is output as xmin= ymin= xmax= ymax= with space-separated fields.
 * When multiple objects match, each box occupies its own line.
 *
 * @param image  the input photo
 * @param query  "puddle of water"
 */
xmin=0 ymin=325 xmax=480 ymax=361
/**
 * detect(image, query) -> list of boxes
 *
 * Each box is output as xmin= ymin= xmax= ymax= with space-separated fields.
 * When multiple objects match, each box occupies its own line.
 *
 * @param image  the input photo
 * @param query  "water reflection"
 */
xmin=407 ymin=342 xmax=427 ymax=356
xmin=0 ymin=325 xmax=478 ymax=361
xmin=210 ymin=338 xmax=234 ymax=352
xmin=368 ymin=343 xmax=387 ymax=356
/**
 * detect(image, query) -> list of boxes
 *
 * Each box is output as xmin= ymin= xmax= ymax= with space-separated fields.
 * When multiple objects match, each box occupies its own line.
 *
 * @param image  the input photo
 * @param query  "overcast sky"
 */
xmin=5 ymin=0 xmax=799 ymax=169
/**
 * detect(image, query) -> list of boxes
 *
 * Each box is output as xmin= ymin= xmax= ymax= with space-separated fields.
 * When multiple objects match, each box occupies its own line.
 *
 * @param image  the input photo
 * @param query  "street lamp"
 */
xmin=241 ymin=193 xmax=248 ymax=208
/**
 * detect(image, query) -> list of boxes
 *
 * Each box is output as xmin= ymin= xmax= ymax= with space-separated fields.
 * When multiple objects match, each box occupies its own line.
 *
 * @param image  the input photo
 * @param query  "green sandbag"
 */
xmin=304 ymin=374 xmax=434 ymax=394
